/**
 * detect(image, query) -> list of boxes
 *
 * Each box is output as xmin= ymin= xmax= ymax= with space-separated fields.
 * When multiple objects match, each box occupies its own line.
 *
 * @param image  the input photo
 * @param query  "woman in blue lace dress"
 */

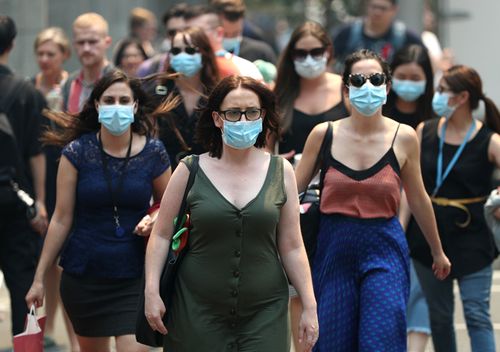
xmin=26 ymin=71 xmax=175 ymax=351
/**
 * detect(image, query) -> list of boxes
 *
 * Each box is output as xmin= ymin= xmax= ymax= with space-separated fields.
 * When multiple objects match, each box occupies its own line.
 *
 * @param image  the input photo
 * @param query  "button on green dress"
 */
xmin=164 ymin=155 xmax=290 ymax=351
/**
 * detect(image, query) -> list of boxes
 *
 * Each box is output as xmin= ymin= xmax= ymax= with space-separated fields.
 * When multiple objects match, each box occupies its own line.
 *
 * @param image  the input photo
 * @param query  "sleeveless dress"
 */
xmin=313 ymin=123 xmax=409 ymax=352
xmin=164 ymin=155 xmax=290 ymax=352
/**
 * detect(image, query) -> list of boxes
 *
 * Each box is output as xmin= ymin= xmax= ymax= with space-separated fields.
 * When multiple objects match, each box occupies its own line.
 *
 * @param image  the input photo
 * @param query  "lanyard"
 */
xmin=98 ymin=131 xmax=133 ymax=237
xmin=433 ymin=119 xmax=476 ymax=196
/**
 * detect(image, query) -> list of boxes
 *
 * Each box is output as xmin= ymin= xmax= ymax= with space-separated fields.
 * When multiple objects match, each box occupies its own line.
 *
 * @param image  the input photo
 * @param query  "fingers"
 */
xmin=146 ymin=313 xmax=168 ymax=335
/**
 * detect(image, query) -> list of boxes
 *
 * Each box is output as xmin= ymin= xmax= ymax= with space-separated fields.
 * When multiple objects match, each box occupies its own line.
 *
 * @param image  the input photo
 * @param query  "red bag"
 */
xmin=13 ymin=305 xmax=46 ymax=352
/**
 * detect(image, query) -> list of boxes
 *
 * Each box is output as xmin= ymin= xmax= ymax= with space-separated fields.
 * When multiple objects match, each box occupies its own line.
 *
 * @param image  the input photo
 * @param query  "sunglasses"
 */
xmin=291 ymin=47 xmax=327 ymax=61
xmin=348 ymin=73 xmax=386 ymax=87
xmin=170 ymin=46 xmax=199 ymax=55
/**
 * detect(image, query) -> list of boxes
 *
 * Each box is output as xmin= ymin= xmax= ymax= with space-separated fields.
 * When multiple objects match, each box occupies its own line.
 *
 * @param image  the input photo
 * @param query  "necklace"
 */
xmin=98 ymin=131 xmax=133 ymax=237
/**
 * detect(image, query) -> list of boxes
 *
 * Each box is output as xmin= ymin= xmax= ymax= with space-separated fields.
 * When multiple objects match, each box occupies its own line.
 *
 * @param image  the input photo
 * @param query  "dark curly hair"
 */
xmin=43 ymin=70 xmax=178 ymax=146
xmin=196 ymin=75 xmax=280 ymax=158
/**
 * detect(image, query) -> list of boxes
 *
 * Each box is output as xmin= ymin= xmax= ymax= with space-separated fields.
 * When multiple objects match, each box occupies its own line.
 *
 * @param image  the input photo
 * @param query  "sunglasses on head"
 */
xmin=291 ymin=47 xmax=327 ymax=61
xmin=348 ymin=73 xmax=386 ymax=87
xmin=170 ymin=46 xmax=199 ymax=55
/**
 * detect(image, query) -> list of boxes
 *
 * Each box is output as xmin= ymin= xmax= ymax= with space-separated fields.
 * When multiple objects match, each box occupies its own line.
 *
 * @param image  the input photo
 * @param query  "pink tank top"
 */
xmin=319 ymin=124 xmax=402 ymax=219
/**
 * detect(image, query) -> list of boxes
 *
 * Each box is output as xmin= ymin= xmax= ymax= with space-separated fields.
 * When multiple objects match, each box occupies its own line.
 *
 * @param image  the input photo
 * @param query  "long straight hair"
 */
xmin=274 ymin=21 xmax=333 ymax=134
xmin=385 ymin=44 xmax=435 ymax=124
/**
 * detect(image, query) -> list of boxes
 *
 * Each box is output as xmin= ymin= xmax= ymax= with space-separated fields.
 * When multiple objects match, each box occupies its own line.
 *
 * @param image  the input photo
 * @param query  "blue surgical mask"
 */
xmin=221 ymin=118 xmax=263 ymax=149
xmin=294 ymin=55 xmax=327 ymax=79
xmin=98 ymin=105 xmax=135 ymax=136
xmin=432 ymin=92 xmax=456 ymax=119
xmin=170 ymin=52 xmax=202 ymax=77
xmin=392 ymin=78 xmax=426 ymax=102
xmin=349 ymin=82 xmax=387 ymax=117
xmin=222 ymin=36 xmax=242 ymax=56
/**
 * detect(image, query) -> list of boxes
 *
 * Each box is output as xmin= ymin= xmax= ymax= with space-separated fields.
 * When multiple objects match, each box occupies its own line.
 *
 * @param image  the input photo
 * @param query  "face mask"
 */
xmin=221 ymin=118 xmax=263 ymax=149
xmin=170 ymin=52 xmax=202 ymax=77
xmin=349 ymin=82 xmax=387 ymax=117
xmin=432 ymin=92 xmax=456 ymax=119
xmin=98 ymin=105 xmax=135 ymax=136
xmin=392 ymin=79 xmax=426 ymax=102
xmin=294 ymin=55 xmax=327 ymax=79
xmin=222 ymin=36 xmax=242 ymax=56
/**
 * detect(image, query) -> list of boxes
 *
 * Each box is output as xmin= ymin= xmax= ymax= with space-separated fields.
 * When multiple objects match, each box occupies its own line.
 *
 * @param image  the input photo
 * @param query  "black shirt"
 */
xmin=279 ymin=100 xmax=349 ymax=156
xmin=0 ymin=64 xmax=45 ymax=193
xmin=406 ymin=118 xmax=498 ymax=277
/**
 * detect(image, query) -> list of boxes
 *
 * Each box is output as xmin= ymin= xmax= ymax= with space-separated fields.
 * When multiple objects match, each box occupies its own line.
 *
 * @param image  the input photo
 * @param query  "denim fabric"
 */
xmin=406 ymin=260 xmax=431 ymax=334
xmin=415 ymin=261 xmax=496 ymax=352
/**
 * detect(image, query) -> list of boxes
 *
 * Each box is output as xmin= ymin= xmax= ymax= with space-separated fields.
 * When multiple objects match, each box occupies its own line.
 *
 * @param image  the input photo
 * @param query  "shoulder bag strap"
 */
xmin=174 ymin=156 xmax=199 ymax=232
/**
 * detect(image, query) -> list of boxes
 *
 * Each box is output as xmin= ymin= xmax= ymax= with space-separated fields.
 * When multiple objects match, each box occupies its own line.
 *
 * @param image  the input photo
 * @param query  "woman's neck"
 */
xmin=220 ymin=145 xmax=258 ymax=166
xmin=446 ymin=106 xmax=474 ymax=131
xmin=395 ymin=98 xmax=418 ymax=114
xmin=99 ymin=127 xmax=132 ymax=156
xmin=349 ymin=111 xmax=385 ymax=135
xmin=177 ymin=74 xmax=203 ymax=92
xmin=300 ymin=73 xmax=328 ymax=92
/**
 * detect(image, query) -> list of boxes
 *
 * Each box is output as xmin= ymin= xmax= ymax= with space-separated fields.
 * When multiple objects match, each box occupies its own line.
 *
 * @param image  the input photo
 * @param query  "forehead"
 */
xmin=393 ymin=62 xmax=425 ymax=77
xmin=167 ymin=17 xmax=186 ymax=30
xmin=36 ymin=40 xmax=61 ymax=52
xmin=220 ymin=87 xmax=260 ymax=108
xmin=101 ymin=82 xmax=134 ymax=97
xmin=73 ymin=26 xmax=105 ymax=40
xmin=123 ymin=43 xmax=141 ymax=53
xmin=368 ymin=0 xmax=395 ymax=8
xmin=294 ymin=35 xmax=323 ymax=49
xmin=351 ymin=59 xmax=383 ymax=75
xmin=172 ymin=33 xmax=192 ymax=46
xmin=186 ymin=14 xmax=217 ymax=32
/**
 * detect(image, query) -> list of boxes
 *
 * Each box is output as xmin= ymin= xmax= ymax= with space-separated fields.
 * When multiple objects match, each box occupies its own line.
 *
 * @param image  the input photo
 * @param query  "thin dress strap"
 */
xmin=391 ymin=123 xmax=401 ymax=148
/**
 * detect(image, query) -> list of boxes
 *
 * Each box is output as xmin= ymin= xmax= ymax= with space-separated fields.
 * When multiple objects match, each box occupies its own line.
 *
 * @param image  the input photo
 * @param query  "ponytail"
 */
xmin=482 ymin=96 xmax=500 ymax=134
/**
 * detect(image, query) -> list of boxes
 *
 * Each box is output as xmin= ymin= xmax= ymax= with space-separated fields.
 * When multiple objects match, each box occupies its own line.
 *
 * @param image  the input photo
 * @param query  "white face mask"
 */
xmin=294 ymin=55 xmax=327 ymax=79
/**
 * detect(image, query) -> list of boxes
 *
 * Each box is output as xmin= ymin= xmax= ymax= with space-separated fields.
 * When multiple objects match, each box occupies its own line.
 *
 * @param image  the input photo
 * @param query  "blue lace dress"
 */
xmin=58 ymin=132 xmax=170 ymax=337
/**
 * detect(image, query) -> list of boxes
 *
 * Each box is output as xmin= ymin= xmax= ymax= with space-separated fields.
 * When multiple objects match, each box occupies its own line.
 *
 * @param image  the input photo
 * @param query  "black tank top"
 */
xmin=407 ymin=118 xmax=498 ymax=277
xmin=278 ymin=100 xmax=349 ymax=155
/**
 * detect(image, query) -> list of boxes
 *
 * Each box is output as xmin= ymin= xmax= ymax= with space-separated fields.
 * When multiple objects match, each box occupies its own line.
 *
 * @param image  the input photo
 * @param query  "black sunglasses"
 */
xmin=291 ymin=47 xmax=327 ymax=61
xmin=167 ymin=29 xmax=178 ymax=38
xmin=170 ymin=46 xmax=199 ymax=55
xmin=348 ymin=73 xmax=386 ymax=88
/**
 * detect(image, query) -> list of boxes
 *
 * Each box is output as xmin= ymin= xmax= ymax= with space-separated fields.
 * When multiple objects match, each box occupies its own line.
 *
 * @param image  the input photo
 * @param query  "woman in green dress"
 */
xmin=144 ymin=75 xmax=319 ymax=351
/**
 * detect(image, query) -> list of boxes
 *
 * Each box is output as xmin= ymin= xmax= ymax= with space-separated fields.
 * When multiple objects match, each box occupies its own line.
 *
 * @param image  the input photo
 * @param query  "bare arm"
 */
xmin=26 ymin=156 xmax=77 ymax=307
xmin=487 ymin=133 xmax=500 ymax=219
xmin=398 ymin=125 xmax=451 ymax=279
xmin=29 ymin=153 xmax=48 ymax=235
xmin=295 ymin=122 xmax=329 ymax=193
xmin=144 ymin=162 xmax=189 ymax=334
xmin=398 ymin=123 xmax=424 ymax=231
xmin=278 ymin=160 xmax=318 ymax=351
xmin=134 ymin=167 xmax=172 ymax=236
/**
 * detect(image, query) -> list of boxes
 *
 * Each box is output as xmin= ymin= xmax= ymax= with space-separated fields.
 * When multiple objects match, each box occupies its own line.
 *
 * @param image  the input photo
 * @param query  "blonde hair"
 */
xmin=73 ymin=12 xmax=109 ymax=35
xmin=34 ymin=27 xmax=71 ymax=57
xmin=129 ymin=7 xmax=157 ymax=31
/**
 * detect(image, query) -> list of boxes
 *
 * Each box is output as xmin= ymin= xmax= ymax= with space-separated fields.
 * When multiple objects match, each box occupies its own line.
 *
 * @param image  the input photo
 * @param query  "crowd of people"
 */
xmin=0 ymin=0 xmax=499 ymax=351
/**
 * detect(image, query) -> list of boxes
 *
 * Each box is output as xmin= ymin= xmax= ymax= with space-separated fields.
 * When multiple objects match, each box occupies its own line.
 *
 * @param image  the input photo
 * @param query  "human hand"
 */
xmin=432 ymin=252 xmax=451 ymax=280
xmin=144 ymin=291 xmax=168 ymax=335
xmin=25 ymin=280 xmax=45 ymax=309
xmin=298 ymin=306 xmax=319 ymax=351
xmin=134 ymin=214 xmax=155 ymax=237
xmin=30 ymin=201 xmax=48 ymax=236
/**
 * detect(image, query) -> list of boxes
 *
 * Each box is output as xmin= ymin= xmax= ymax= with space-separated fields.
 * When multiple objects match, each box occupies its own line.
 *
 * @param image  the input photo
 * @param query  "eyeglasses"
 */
xmin=291 ymin=47 xmax=327 ymax=61
xmin=218 ymin=108 xmax=264 ymax=122
xmin=348 ymin=73 xmax=386 ymax=87
xmin=170 ymin=46 xmax=199 ymax=55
